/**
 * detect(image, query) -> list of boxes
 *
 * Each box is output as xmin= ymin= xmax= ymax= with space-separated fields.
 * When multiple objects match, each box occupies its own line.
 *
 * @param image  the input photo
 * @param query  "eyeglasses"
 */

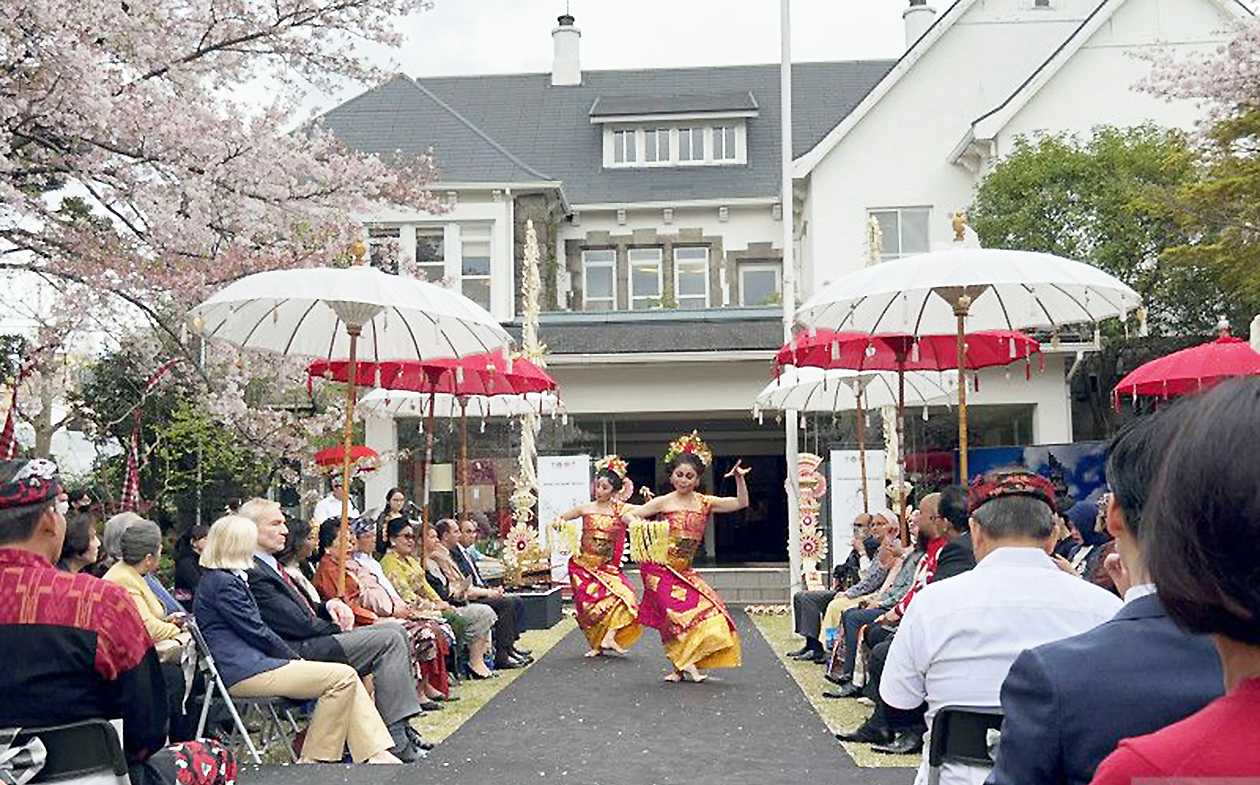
xmin=398 ymin=533 xmax=416 ymax=541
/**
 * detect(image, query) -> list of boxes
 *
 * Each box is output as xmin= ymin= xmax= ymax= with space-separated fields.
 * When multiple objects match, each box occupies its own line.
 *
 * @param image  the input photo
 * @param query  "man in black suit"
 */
xmin=450 ymin=518 xmax=531 ymax=669
xmin=930 ymin=485 xmax=975 ymax=583
xmin=237 ymin=499 xmax=431 ymax=756
xmin=986 ymin=412 xmax=1224 ymax=785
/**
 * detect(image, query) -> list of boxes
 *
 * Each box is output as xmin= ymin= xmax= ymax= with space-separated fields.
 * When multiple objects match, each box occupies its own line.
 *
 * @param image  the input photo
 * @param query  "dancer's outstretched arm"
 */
xmin=709 ymin=460 xmax=751 ymax=514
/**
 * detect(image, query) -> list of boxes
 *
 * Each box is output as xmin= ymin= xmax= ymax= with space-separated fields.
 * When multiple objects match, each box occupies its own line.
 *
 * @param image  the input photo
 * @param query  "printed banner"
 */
xmin=829 ymin=449 xmax=886 ymax=567
xmin=537 ymin=454 xmax=592 ymax=581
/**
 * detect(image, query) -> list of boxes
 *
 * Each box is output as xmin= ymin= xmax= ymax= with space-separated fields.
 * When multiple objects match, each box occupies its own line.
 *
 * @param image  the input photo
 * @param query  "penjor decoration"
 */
xmin=796 ymin=453 xmax=828 ymax=575
xmin=507 ymin=219 xmax=546 ymax=572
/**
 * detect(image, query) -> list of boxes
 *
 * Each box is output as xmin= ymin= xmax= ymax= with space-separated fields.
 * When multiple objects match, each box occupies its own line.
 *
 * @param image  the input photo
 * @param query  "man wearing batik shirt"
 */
xmin=0 ymin=459 xmax=234 ymax=785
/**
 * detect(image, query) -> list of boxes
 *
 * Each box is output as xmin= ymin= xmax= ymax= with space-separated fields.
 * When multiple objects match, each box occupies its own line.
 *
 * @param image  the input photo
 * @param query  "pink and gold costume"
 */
xmin=636 ymin=495 xmax=742 ymax=670
xmin=569 ymin=504 xmax=643 ymax=651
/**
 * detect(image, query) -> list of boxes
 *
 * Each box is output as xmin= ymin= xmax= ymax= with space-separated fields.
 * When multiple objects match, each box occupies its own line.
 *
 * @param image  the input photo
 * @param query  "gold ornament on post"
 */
xmin=952 ymin=211 xmax=968 ymax=243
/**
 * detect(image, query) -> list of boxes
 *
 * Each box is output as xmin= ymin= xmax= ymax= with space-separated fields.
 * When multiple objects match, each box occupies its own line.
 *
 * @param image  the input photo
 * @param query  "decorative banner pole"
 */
xmin=511 ymin=220 xmax=545 ymax=533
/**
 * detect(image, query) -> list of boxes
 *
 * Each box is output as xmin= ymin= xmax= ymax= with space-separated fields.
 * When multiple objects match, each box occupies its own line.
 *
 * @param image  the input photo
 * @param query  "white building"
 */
xmin=320 ymin=1 xmax=1247 ymax=564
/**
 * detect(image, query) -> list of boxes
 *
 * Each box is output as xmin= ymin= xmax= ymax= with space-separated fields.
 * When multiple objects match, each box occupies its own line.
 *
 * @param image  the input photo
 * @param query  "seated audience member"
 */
xmin=195 ymin=515 xmax=401 ymax=765
xmin=237 ymin=499 xmax=430 ymax=760
xmin=1091 ymin=379 xmax=1260 ymax=782
xmin=424 ymin=520 xmax=498 ymax=679
xmin=56 ymin=510 xmax=100 ymax=573
xmin=313 ymin=517 xmax=454 ymax=702
xmin=374 ymin=487 xmax=410 ymax=553
xmin=379 ymin=517 xmax=472 ymax=655
xmin=0 ymin=459 xmax=235 ymax=785
xmin=173 ymin=523 xmax=209 ymax=609
xmin=930 ymin=486 xmax=975 ymax=583
xmin=447 ymin=517 xmax=532 ymax=669
xmin=878 ymin=470 xmax=1121 ymax=784
xmin=818 ymin=517 xmax=892 ymax=638
xmin=104 ymin=519 xmax=191 ymax=658
xmin=101 ymin=512 xmax=185 ymax=614
xmin=825 ymin=539 xmax=916 ymax=693
xmin=314 ymin=474 xmax=358 ymax=528
xmin=990 ymin=411 xmax=1223 ymax=785
xmin=790 ymin=512 xmax=882 ymax=663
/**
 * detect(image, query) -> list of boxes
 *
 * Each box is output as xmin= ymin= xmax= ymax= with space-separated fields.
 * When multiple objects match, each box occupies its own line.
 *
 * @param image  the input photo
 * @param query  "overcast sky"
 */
xmin=292 ymin=0 xmax=907 ymax=116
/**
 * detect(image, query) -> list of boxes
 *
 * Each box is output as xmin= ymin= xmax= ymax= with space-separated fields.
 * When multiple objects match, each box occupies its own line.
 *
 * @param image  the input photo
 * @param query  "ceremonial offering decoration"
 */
xmin=797 ymin=453 xmax=829 ymax=570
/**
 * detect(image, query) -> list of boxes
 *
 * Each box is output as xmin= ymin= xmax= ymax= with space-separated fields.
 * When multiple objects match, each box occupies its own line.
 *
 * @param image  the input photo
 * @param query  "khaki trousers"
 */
xmin=229 ymin=661 xmax=392 ymax=763
xmin=821 ymin=594 xmax=863 ymax=634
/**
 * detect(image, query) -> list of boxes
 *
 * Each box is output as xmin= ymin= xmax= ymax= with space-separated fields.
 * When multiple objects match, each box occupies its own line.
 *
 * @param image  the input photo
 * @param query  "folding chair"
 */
xmin=925 ymin=705 xmax=1004 ymax=785
xmin=14 ymin=719 xmax=129 ymax=785
xmin=187 ymin=621 xmax=301 ymax=764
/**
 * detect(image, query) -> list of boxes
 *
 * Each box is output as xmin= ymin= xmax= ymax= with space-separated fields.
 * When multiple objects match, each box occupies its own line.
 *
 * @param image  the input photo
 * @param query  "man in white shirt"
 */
xmin=314 ymin=474 xmax=359 ymax=526
xmin=881 ymin=469 xmax=1122 ymax=785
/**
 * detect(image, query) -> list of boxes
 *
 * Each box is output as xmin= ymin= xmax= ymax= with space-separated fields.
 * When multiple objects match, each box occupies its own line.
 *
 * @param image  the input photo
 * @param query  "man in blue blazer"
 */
xmin=987 ymin=411 xmax=1223 ymax=785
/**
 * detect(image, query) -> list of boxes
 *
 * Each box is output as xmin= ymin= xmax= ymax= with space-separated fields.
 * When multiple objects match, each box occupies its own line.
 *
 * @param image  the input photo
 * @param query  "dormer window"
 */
xmin=592 ymin=91 xmax=757 ymax=169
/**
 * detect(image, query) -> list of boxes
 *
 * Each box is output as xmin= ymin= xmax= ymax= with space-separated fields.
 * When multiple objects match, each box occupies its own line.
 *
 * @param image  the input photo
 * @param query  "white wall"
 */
xmin=548 ymin=357 xmax=772 ymax=414
xmin=800 ymin=0 xmax=1234 ymax=296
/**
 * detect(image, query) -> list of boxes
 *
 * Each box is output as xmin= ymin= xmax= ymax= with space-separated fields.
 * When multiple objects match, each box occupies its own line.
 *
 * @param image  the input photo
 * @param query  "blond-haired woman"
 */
xmin=194 ymin=515 xmax=401 ymax=765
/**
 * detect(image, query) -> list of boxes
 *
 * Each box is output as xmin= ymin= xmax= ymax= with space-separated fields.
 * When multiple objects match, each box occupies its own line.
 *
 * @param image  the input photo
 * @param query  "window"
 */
xmin=460 ymin=224 xmax=492 ymax=311
xmin=628 ymin=248 xmax=663 ymax=310
xmin=678 ymin=127 xmax=702 ymax=163
xmin=739 ymin=263 xmax=781 ymax=306
xmin=713 ymin=126 xmax=737 ymax=161
xmin=644 ymin=128 xmax=669 ymax=163
xmin=581 ymin=249 xmax=616 ymax=311
xmin=613 ymin=130 xmax=637 ymax=164
xmin=1033 ymin=0 xmax=1051 ymax=6
xmin=869 ymin=207 xmax=931 ymax=262
xmin=673 ymin=247 xmax=710 ymax=309
xmin=413 ymin=226 xmax=446 ymax=283
xmin=367 ymin=226 xmax=400 ymax=274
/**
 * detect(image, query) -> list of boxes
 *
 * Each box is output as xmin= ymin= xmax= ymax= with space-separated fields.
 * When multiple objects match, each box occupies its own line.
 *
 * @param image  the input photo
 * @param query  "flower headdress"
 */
xmin=663 ymin=430 xmax=713 ymax=468
xmin=594 ymin=454 xmax=629 ymax=479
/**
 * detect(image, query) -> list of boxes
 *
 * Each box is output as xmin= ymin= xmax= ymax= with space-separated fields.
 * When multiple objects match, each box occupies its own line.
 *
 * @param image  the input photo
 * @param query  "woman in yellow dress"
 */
xmin=553 ymin=455 xmax=643 ymax=658
xmin=623 ymin=431 xmax=750 ymax=683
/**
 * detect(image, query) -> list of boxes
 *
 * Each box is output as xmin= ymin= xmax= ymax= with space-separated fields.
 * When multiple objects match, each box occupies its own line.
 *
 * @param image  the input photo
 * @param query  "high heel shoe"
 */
xmin=468 ymin=669 xmax=498 ymax=680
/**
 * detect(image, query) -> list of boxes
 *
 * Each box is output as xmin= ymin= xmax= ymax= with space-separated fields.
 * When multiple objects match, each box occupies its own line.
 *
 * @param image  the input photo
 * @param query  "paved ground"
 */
xmin=244 ymin=610 xmax=908 ymax=785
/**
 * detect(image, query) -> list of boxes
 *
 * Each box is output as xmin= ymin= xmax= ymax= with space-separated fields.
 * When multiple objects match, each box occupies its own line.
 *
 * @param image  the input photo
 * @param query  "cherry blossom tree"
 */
xmin=1 ymin=0 xmax=445 ymax=469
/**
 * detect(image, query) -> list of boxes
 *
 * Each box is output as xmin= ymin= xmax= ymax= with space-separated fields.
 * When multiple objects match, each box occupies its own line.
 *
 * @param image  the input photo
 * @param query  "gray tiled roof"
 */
xmin=315 ymin=60 xmax=894 ymax=205
xmin=589 ymin=91 xmax=758 ymax=118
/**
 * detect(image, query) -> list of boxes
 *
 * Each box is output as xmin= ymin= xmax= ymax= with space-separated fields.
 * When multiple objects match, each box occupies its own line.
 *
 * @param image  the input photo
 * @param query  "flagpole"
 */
xmin=781 ymin=0 xmax=803 ymax=611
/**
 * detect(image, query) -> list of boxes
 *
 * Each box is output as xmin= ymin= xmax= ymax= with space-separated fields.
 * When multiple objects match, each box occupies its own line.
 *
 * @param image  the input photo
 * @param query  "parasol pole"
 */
xmin=458 ymin=396 xmax=469 ymax=523
xmin=854 ymin=383 xmax=869 ymax=513
xmin=420 ymin=385 xmax=437 ymax=526
xmin=337 ymin=323 xmax=360 ymax=598
xmin=954 ymin=295 xmax=972 ymax=484
xmin=896 ymin=355 xmax=908 ymax=546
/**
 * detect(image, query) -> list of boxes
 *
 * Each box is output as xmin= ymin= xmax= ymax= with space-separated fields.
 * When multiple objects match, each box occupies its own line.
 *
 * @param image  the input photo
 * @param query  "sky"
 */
xmin=288 ymin=0 xmax=908 ymax=117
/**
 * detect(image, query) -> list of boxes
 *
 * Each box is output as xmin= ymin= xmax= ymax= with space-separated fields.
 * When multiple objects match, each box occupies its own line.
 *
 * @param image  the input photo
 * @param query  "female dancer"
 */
xmin=623 ymin=431 xmax=750 ymax=683
xmin=553 ymin=455 xmax=643 ymax=658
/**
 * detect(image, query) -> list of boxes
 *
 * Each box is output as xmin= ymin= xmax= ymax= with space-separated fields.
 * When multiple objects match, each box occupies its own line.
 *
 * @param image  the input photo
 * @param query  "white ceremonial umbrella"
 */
xmin=357 ymin=388 xmax=565 ymax=419
xmin=797 ymin=247 xmax=1141 ymax=479
xmin=188 ymin=247 xmax=511 ymax=593
xmin=754 ymin=367 xmax=956 ymax=511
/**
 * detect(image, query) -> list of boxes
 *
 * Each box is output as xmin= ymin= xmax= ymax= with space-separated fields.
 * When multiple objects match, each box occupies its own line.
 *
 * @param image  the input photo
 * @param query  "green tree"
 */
xmin=969 ymin=126 xmax=1260 ymax=436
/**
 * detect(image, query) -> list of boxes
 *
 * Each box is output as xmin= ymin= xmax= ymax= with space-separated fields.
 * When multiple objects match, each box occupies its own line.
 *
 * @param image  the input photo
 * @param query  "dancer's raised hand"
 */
xmin=724 ymin=460 xmax=751 ymax=479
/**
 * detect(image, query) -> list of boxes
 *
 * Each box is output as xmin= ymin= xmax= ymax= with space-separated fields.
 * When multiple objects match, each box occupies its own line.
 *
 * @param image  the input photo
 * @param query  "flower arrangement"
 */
xmin=663 ymin=430 xmax=712 ymax=468
xmin=594 ymin=454 xmax=629 ymax=479
xmin=799 ymin=526 xmax=828 ymax=564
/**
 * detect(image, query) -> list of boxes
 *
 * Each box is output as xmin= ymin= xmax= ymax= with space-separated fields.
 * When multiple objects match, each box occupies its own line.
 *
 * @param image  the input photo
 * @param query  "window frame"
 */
xmin=412 ymin=225 xmax=447 ymax=284
xmin=644 ymin=127 xmax=670 ymax=165
xmin=627 ymin=247 xmax=664 ymax=310
xmin=613 ymin=129 xmax=637 ymax=165
xmin=366 ymin=225 xmax=402 ymax=274
xmin=459 ymin=223 xmax=493 ymax=311
xmin=738 ymin=262 xmax=782 ymax=306
xmin=673 ymin=246 xmax=710 ymax=309
xmin=867 ymin=206 xmax=932 ymax=263
xmin=580 ymin=249 xmax=617 ymax=311
xmin=677 ymin=127 xmax=704 ymax=165
xmin=713 ymin=125 xmax=737 ymax=162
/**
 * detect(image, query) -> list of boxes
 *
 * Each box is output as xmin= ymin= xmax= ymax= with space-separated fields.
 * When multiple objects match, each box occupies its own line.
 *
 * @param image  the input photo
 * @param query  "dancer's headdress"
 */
xmin=594 ymin=454 xmax=629 ymax=480
xmin=663 ymin=431 xmax=712 ymax=468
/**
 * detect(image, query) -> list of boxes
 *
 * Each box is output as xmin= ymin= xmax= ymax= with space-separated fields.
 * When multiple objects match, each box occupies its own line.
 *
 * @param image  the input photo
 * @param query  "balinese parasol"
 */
xmin=797 ymin=247 xmax=1140 ymax=481
xmin=313 ymin=444 xmax=381 ymax=475
xmin=309 ymin=351 xmax=558 ymax=523
xmin=188 ymin=244 xmax=511 ymax=594
xmin=754 ymin=367 xmax=955 ymax=515
xmin=1112 ymin=325 xmax=1260 ymax=408
xmin=773 ymin=329 xmax=1039 ymax=535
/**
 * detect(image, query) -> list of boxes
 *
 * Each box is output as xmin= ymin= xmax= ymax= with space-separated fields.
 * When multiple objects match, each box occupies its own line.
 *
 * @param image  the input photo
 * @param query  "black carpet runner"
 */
xmin=245 ymin=610 xmax=907 ymax=785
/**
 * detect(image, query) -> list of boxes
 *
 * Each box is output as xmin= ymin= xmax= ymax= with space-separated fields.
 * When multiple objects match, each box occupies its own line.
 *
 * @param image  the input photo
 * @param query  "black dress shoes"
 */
xmin=495 ymin=657 xmax=525 ymax=670
xmin=419 ymin=700 xmax=443 ymax=712
xmin=805 ymin=650 xmax=829 ymax=664
xmin=821 ymin=682 xmax=864 ymax=700
xmin=871 ymin=731 xmax=923 ymax=755
xmin=835 ymin=724 xmax=894 ymax=745
xmin=512 ymin=646 xmax=533 ymax=657
xmin=786 ymin=644 xmax=811 ymax=658
xmin=824 ymin=672 xmax=851 ymax=686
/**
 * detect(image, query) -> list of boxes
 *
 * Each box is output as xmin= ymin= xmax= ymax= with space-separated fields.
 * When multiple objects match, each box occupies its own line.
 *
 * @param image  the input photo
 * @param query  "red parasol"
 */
xmin=309 ymin=351 xmax=558 ymax=523
xmin=1112 ymin=330 xmax=1260 ymax=408
xmin=773 ymin=328 xmax=1041 ymax=539
xmin=313 ymin=444 xmax=381 ymax=474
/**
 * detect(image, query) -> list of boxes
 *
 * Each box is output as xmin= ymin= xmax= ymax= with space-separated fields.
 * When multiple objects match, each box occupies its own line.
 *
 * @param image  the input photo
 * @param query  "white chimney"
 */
xmin=551 ymin=13 xmax=581 ymax=86
xmin=904 ymin=0 xmax=936 ymax=50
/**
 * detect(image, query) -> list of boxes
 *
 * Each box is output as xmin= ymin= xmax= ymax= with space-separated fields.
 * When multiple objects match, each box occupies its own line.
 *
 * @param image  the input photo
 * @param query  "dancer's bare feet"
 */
xmin=681 ymin=665 xmax=708 ymax=683
xmin=600 ymin=631 xmax=627 ymax=655
xmin=663 ymin=670 xmax=683 ymax=682
xmin=584 ymin=648 xmax=602 ymax=658
xmin=366 ymin=751 xmax=403 ymax=764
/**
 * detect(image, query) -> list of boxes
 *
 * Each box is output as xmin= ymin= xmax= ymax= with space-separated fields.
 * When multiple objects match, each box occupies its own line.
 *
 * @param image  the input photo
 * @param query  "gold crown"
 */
xmin=663 ymin=430 xmax=712 ymax=468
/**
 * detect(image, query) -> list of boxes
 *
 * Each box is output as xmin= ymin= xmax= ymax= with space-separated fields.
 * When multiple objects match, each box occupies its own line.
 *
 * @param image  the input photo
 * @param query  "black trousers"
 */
xmin=792 ymin=589 xmax=837 ymax=642
xmin=863 ymin=635 xmax=927 ymax=735
xmin=480 ymin=594 xmax=523 ymax=659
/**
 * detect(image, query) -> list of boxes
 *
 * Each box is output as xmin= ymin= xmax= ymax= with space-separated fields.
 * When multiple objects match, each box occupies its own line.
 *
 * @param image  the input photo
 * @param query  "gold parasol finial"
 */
xmin=350 ymin=238 xmax=367 ymax=266
xmin=951 ymin=211 xmax=968 ymax=242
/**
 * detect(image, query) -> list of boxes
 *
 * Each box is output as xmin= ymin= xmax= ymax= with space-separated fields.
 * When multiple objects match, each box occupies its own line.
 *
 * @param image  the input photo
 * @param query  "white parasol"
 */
xmin=357 ymin=388 xmax=564 ymax=419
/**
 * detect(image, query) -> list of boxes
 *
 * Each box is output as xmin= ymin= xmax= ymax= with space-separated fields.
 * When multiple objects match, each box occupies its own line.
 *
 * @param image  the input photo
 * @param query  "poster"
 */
xmin=967 ymin=441 xmax=1108 ymax=543
xmin=829 ymin=449 xmax=886 ymax=567
xmin=537 ymin=454 xmax=592 ymax=581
